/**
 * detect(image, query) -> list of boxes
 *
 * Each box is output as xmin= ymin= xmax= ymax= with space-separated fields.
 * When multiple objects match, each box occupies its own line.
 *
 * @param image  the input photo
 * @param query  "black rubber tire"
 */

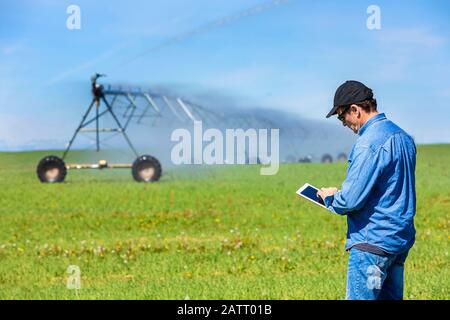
xmin=132 ymin=155 xmax=162 ymax=182
xmin=337 ymin=152 xmax=348 ymax=163
xmin=298 ymin=155 xmax=312 ymax=163
xmin=37 ymin=155 xmax=67 ymax=183
xmin=321 ymin=154 xmax=333 ymax=163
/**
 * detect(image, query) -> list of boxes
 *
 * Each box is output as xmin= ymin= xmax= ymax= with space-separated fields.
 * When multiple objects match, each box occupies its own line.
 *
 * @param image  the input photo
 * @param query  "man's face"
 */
xmin=337 ymin=105 xmax=360 ymax=134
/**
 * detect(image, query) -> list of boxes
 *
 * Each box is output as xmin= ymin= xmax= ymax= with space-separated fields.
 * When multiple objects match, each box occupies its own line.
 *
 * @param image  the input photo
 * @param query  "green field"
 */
xmin=0 ymin=145 xmax=449 ymax=299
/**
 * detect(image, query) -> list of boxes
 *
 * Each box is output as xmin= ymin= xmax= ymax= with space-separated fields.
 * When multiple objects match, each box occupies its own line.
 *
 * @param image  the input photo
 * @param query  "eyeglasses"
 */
xmin=337 ymin=105 xmax=351 ymax=122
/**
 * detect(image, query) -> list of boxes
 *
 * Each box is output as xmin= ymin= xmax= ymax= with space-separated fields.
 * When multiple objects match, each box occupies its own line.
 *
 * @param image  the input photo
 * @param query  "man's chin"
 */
xmin=347 ymin=127 xmax=359 ymax=134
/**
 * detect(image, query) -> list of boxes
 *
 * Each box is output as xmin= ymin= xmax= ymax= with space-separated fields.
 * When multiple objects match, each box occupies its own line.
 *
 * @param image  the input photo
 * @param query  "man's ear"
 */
xmin=350 ymin=104 xmax=360 ymax=116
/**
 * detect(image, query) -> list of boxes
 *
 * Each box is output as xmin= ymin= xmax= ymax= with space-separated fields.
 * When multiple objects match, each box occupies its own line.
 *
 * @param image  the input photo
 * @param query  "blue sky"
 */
xmin=1 ymin=0 xmax=450 ymax=148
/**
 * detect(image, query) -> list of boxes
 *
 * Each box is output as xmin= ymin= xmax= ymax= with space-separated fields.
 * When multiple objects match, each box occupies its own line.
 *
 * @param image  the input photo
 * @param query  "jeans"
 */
xmin=346 ymin=247 xmax=409 ymax=300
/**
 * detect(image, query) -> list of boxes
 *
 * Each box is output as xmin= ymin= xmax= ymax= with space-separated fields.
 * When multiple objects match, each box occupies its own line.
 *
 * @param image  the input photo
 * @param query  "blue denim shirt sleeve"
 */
xmin=324 ymin=195 xmax=334 ymax=208
xmin=326 ymin=146 xmax=385 ymax=215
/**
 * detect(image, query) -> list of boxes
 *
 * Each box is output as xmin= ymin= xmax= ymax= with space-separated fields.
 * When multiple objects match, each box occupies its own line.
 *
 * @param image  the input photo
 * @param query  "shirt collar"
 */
xmin=358 ymin=113 xmax=386 ymax=136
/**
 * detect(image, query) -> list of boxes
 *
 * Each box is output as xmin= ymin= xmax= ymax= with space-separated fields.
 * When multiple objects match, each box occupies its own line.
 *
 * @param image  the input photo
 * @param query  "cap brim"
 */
xmin=326 ymin=106 xmax=338 ymax=118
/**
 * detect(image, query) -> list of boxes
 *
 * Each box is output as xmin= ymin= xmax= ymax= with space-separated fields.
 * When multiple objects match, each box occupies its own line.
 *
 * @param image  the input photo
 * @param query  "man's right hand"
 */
xmin=317 ymin=187 xmax=339 ymax=201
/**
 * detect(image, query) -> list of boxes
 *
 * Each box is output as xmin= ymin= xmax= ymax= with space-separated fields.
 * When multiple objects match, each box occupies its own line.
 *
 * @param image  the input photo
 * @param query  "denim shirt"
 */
xmin=324 ymin=113 xmax=416 ymax=254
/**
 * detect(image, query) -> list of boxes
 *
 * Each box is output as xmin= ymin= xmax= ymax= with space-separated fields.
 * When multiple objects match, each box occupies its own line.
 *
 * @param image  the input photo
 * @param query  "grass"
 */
xmin=0 ymin=145 xmax=448 ymax=299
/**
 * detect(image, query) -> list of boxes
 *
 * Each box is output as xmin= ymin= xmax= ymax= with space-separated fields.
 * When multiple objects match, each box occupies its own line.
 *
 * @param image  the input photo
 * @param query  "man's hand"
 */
xmin=317 ymin=187 xmax=339 ymax=201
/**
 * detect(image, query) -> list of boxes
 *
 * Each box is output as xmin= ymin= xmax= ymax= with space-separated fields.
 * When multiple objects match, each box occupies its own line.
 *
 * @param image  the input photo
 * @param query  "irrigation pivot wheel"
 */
xmin=321 ymin=154 xmax=333 ymax=163
xmin=132 ymin=155 xmax=162 ymax=182
xmin=37 ymin=155 xmax=67 ymax=183
xmin=337 ymin=152 xmax=348 ymax=163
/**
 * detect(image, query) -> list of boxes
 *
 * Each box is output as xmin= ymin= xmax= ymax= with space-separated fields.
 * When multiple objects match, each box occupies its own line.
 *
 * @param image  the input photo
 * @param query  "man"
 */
xmin=317 ymin=80 xmax=416 ymax=300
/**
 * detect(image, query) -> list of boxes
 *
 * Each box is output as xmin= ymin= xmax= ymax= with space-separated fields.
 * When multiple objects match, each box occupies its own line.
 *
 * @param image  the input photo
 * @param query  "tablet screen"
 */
xmin=300 ymin=185 xmax=325 ymax=205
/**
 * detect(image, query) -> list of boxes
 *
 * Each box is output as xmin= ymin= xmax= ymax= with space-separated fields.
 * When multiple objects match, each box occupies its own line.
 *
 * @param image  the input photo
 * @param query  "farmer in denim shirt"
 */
xmin=317 ymin=80 xmax=416 ymax=300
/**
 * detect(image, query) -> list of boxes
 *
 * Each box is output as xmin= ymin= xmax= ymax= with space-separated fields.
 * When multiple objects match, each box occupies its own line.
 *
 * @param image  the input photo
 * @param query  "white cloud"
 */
xmin=2 ymin=45 xmax=19 ymax=55
xmin=1 ymin=43 xmax=24 ymax=56
xmin=438 ymin=89 xmax=450 ymax=97
xmin=373 ymin=27 xmax=447 ymax=81
xmin=379 ymin=28 xmax=446 ymax=48
xmin=204 ymin=65 xmax=274 ymax=88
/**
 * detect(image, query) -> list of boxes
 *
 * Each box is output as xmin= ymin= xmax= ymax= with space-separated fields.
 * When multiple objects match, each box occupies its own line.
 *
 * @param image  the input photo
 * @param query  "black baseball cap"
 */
xmin=326 ymin=80 xmax=374 ymax=118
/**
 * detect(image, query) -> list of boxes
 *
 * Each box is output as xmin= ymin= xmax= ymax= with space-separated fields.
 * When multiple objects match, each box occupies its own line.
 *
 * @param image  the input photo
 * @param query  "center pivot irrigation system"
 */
xmin=36 ymin=73 xmax=213 ymax=183
xmin=36 ymin=1 xmax=298 ymax=183
xmin=36 ymin=73 xmax=287 ymax=183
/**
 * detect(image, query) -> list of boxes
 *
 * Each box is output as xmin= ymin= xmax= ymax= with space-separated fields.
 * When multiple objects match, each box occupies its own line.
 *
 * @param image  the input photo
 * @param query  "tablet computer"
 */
xmin=296 ymin=183 xmax=328 ymax=210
